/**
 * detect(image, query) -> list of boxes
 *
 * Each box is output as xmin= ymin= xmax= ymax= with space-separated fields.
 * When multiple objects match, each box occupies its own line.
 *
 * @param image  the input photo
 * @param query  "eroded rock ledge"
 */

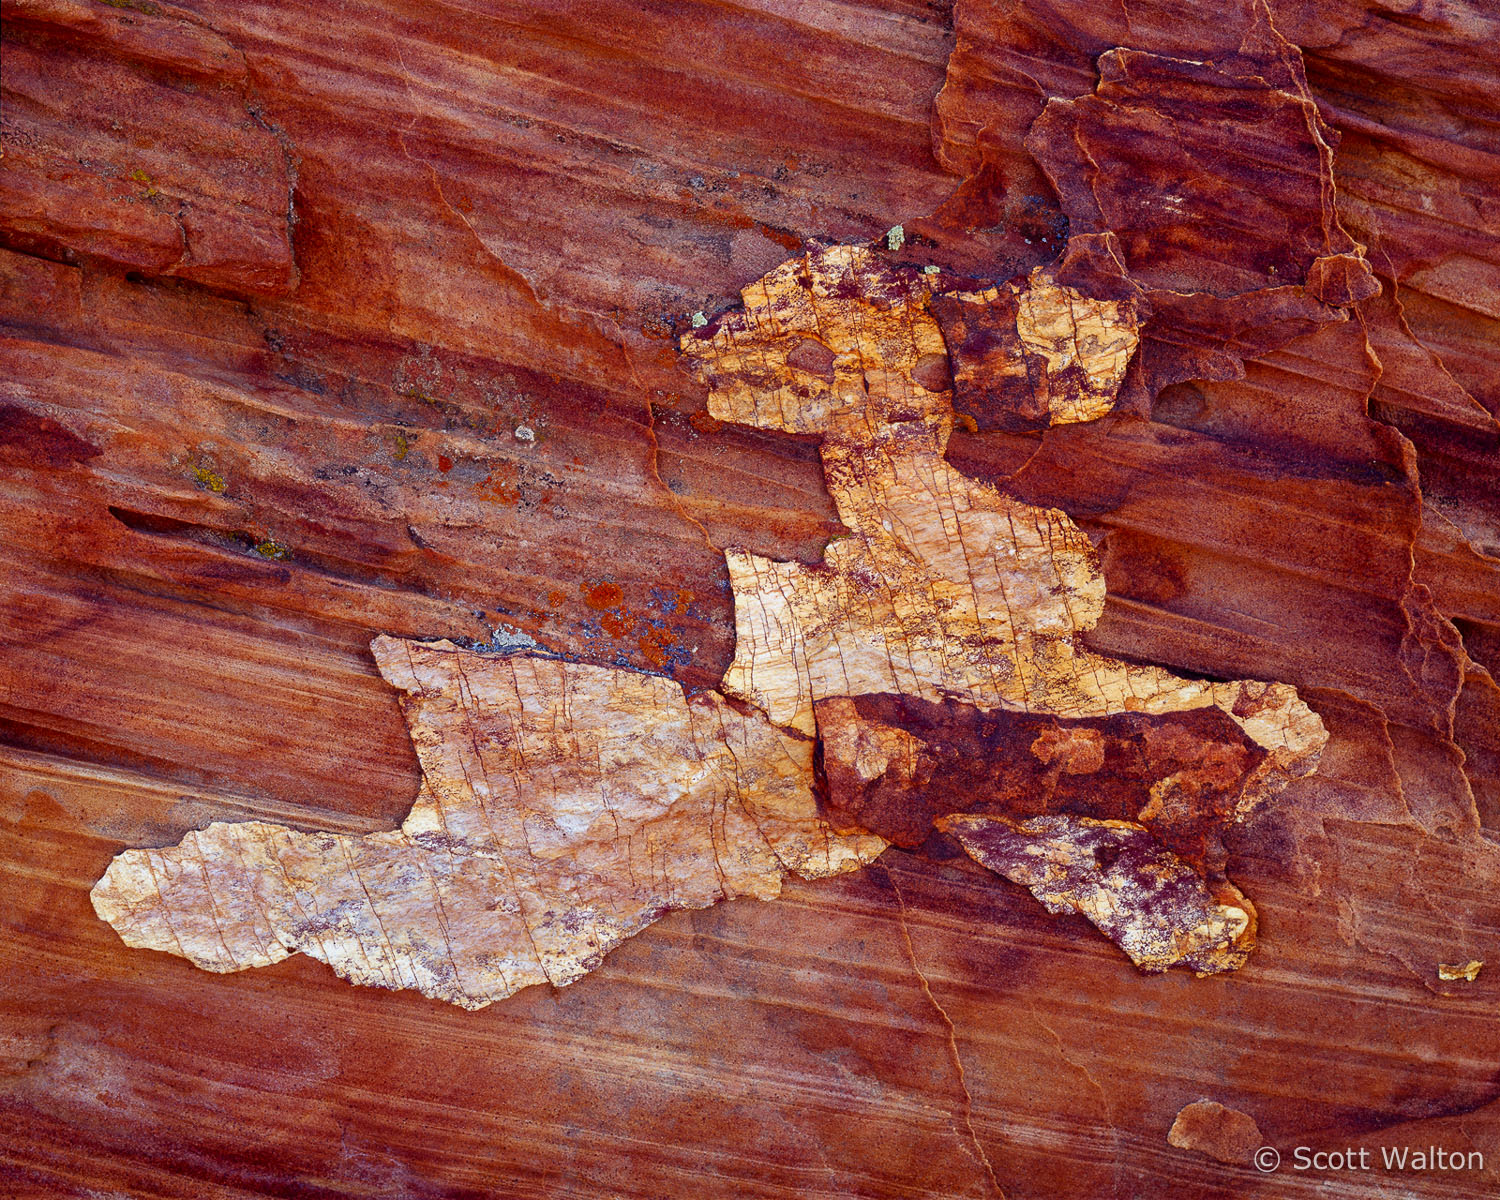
xmin=93 ymin=242 xmax=1327 ymax=1004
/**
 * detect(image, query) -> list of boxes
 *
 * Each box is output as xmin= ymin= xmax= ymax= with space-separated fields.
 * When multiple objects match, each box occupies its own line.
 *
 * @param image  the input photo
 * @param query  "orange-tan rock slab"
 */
xmin=680 ymin=243 xmax=1328 ymax=798
xmin=90 ymin=637 xmax=884 ymax=1009
xmin=1167 ymin=1100 xmax=1265 ymax=1167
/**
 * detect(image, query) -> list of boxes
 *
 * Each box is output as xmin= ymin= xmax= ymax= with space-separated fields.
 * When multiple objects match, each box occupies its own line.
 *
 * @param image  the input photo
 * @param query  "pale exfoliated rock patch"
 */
xmin=91 ymin=637 xmax=884 ymax=1009
xmin=938 ymin=814 xmax=1256 ymax=974
xmin=680 ymin=243 xmax=1327 ymax=796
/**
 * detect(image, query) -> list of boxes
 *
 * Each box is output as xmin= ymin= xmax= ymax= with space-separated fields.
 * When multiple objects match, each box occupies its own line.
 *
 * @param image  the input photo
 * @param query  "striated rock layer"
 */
xmin=87 ymin=237 xmax=1326 ymax=996
xmin=2 ymin=0 xmax=1497 ymax=1196
xmin=92 ymin=241 xmax=1320 ymax=992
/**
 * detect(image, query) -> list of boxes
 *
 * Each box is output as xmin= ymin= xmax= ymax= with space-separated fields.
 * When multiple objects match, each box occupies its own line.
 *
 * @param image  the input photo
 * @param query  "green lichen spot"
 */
xmin=394 ymin=431 xmax=411 ymax=461
xmin=885 ymin=225 xmax=905 ymax=252
xmin=690 ymin=311 xmax=708 ymax=329
xmin=253 ymin=538 xmax=291 ymax=562
xmin=192 ymin=465 xmax=226 ymax=493
xmin=99 ymin=0 xmax=163 ymax=14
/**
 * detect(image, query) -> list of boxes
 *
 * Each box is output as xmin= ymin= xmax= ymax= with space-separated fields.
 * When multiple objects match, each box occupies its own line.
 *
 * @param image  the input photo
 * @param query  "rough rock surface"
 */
xmin=2 ymin=0 xmax=1498 ymax=1196
xmin=92 ymin=241 xmax=1318 ymax=997
xmin=90 ymin=637 xmax=883 ymax=1008
xmin=682 ymin=245 xmax=1323 ymax=765
xmin=1 ymin=0 xmax=296 ymax=294
xmin=938 ymin=814 xmax=1258 ymax=974
xmin=1167 ymin=1100 xmax=1265 ymax=1167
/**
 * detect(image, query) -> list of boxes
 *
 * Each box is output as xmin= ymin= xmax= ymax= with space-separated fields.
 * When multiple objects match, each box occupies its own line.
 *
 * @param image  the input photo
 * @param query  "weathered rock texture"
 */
xmin=90 ymin=637 xmax=883 ymax=1008
xmin=1 ymin=0 xmax=296 ymax=294
xmin=939 ymin=814 xmax=1258 ymax=974
xmin=679 ymin=241 xmax=1322 ymax=973
xmin=2 ymin=0 xmax=1498 ymax=1196
xmin=91 ymin=240 xmax=1318 ymax=997
xmin=1167 ymin=1100 xmax=1265 ymax=1168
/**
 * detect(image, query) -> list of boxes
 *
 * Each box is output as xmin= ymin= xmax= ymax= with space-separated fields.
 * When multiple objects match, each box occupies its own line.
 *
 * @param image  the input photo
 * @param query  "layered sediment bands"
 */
xmin=1026 ymin=30 xmax=1372 ymax=300
xmin=4 ymin=0 xmax=1500 ymax=1196
xmin=90 ymin=637 xmax=883 ymax=1008
xmin=1022 ymin=20 xmax=1380 ymax=405
xmin=0 ymin=0 xmax=296 ymax=294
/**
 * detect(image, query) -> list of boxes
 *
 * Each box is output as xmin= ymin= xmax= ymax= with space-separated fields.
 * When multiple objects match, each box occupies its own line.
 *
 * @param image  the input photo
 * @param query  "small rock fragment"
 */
xmin=938 ymin=813 xmax=1255 ymax=973
xmin=1167 ymin=1100 xmax=1264 ymax=1166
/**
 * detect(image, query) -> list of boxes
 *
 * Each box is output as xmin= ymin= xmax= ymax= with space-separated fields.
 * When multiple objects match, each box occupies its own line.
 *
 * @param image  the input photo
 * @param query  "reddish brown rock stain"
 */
xmin=0 ymin=403 xmax=102 ymax=467
xmin=476 ymin=470 xmax=520 ymax=505
xmin=584 ymin=582 xmax=623 ymax=611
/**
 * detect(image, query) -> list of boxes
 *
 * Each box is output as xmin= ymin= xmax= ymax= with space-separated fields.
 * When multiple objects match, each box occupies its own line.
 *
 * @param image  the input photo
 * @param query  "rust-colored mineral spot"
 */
xmin=817 ymin=695 xmax=1275 ymax=871
xmin=90 ymin=637 xmax=883 ymax=1009
xmin=930 ymin=268 xmax=1140 ymax=430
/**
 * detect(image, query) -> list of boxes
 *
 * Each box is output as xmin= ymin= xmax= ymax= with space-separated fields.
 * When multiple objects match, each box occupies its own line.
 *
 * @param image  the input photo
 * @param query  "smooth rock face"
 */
xmin=3 ymin=0 xmax=1498 ymax=1196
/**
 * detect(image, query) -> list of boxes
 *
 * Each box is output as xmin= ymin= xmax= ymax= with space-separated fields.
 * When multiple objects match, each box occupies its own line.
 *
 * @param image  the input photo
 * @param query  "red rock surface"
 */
xmin=2 ymin=1 xmax=1497 ymax=1197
